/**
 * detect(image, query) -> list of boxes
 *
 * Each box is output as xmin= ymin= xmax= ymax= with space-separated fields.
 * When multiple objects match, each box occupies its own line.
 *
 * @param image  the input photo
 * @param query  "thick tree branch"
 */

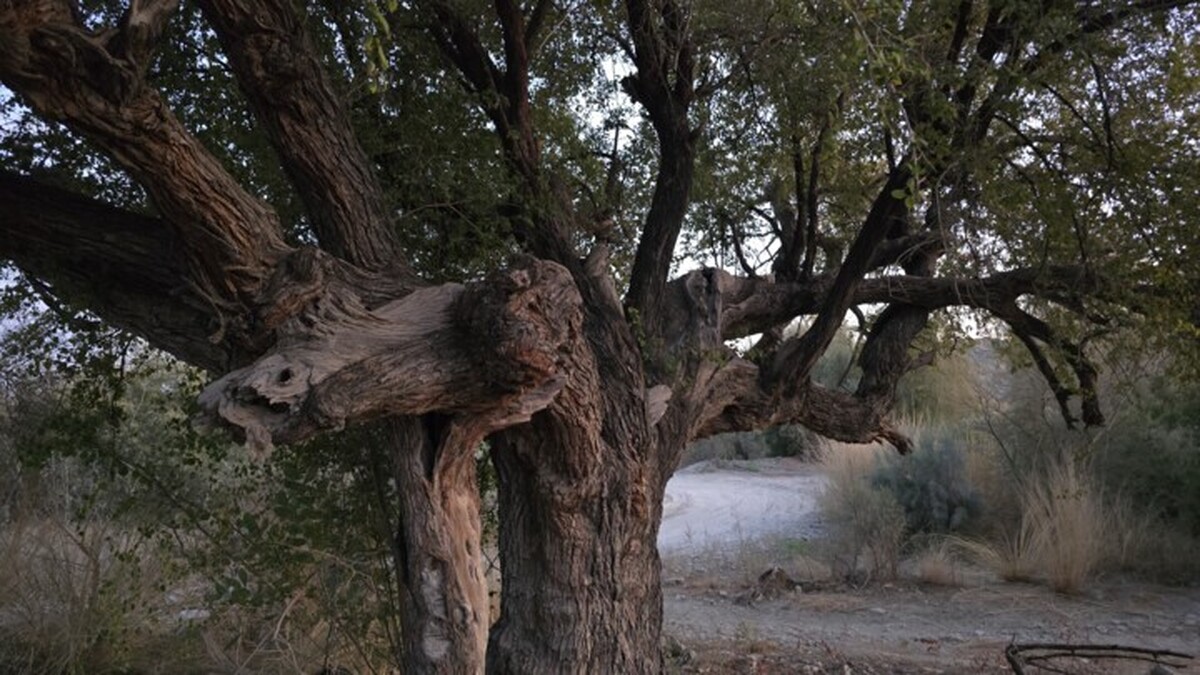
xmin=691 ymin=357 xmax=910 ymax=452
xmin=199 ymin=260 xmax=584 ymax=450
xmin=0 ymin=171 xmax=227 ymax=370
xmin=0 ymin=0 xmax=289 ymax=310
xmin=699 ymin=262 xmax=1114 ymax=440
xmin=197 ymin=0 xmax=408 ymax=272
xmin=622 ymin=0 xmax=697 ymax=328
xmin=720 ymin=264 xmax=1111 ymax=341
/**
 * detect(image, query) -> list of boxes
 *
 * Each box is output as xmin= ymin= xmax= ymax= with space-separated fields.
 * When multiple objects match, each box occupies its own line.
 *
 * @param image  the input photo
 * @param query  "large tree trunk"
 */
xmin=483 ymin=300 xmax=670 ymax=674
xmin=487 ymin=413 xmax=666 ymax=674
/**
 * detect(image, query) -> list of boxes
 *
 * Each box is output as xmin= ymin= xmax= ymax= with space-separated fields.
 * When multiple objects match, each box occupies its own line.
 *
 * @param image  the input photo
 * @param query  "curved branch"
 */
xmin=994 ymin=301 xmax=1104 ymax=427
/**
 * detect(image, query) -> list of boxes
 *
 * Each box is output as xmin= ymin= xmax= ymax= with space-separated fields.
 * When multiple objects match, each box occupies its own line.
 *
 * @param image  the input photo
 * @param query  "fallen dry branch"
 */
xmin=1004 ymin=641 xmax=1194 ymax=674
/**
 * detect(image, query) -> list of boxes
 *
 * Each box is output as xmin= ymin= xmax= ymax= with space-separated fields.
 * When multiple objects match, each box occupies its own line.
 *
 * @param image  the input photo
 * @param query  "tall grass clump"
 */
xmin=1021 ymin=461 xmax=1107 ymax=594
xmin=958 ymin=458 xmax=1109 ymax=594
xmin=818 ymin=444 xmax=906 ymax=583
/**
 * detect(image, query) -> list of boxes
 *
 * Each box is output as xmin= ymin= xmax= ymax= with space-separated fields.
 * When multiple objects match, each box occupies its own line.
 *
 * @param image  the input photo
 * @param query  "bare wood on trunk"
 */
xmin=200 ymin=259 xmax=582 ymax=449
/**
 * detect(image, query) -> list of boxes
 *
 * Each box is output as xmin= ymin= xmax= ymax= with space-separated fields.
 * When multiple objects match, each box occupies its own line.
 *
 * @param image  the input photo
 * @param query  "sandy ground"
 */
xmin=659 ymin=458 xmax=827 ymax=553
xmin=658 ymin=458 xmax=1200 ymax=673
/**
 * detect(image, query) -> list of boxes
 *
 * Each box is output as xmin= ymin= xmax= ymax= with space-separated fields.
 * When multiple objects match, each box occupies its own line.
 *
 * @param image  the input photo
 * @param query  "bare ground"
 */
xmin=658 ymin=458 xmax=1200 ymax=674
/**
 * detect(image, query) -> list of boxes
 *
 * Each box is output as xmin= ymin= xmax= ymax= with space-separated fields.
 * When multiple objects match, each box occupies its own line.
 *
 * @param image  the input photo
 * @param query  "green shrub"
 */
xmin=872 ymin=435 xmax=983 ymax=535
xmin=761 ymin=424 xmax=827 ymax=461
xmin=1094 ymin=422 xmax=1200 ymax=537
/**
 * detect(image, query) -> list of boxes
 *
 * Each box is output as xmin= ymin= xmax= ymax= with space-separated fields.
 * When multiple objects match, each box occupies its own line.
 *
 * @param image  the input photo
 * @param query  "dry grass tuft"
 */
xmin=1023 ymin=461 xmax=1107 ymax=594
xmin=818 ymin=443 xmax=905 ymax=583
xmin=914 ymin=541 xmax=963 ymax=587
xmin=821 ymin=442 xmax=888 ymax=482
xmin=956 ymin=459 xmax=1114 ymax=594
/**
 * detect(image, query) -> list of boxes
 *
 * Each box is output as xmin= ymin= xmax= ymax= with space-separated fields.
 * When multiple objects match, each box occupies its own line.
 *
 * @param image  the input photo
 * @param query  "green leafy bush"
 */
xmin=1095 ymin=423 xmax=1200 ymax=537
xmin=872 ymin=435 xmax=983 ymax=535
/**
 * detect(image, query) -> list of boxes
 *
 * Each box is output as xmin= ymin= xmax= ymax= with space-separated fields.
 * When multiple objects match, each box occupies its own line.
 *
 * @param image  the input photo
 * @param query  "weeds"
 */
xmin=0 ymin=515 xmax=166 ymax=674
xmin=818 ymin=444 xmax=905 ymax=583
xmin=913 ymin=540 xmax=963 ymax=587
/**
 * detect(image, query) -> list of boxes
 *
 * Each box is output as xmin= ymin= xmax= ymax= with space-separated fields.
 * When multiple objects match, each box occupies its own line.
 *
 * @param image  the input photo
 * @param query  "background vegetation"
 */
xmin=791 ymin=336 xmax=1200 ymax=592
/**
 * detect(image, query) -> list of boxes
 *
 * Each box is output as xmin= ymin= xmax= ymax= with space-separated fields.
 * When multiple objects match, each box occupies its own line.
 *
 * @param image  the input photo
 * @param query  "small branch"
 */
xmin=524 ymin=0 xmax=553 ymax=52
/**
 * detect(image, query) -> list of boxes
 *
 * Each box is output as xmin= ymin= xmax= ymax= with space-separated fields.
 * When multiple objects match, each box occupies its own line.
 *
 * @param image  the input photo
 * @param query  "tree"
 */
xmin=1 ymin=0 xmax=1197 ymax=672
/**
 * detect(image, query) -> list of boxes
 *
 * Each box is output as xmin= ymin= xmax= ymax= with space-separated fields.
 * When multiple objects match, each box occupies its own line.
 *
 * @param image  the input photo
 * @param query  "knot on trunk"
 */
xmin=457 ymin=259 xmax=582 ymax=392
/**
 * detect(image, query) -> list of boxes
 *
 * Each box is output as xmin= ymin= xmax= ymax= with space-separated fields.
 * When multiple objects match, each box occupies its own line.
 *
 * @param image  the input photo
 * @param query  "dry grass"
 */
xmin=0 ymin=515 xmax=168 ymax=674
xmin=955 ymin=459 xmax=1116 ymax=594
xmin=818 ymin=442 xmax=905 ymax=583
xmin=0 ymin=511 xmax=397 ymax=674
xmin=821 ymin=441 xmax=888 ymax=482
xmin=914 ymin=540 xmax=963 ymax=587
xmin=955 ymin=511 xmax=1043 ymax=584
xmin=1026 ymin=461 xmax=1107 ymax=593
xmin=199 ymin=597 xmax=397 ymax=675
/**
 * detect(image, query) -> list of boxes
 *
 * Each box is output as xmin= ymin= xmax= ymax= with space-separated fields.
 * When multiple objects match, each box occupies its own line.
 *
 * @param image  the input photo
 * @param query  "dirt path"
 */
xmin=659 ymin=458 xmax=827 ymax=553
xmin=658 ymin=459 xmax=1200 ymax=673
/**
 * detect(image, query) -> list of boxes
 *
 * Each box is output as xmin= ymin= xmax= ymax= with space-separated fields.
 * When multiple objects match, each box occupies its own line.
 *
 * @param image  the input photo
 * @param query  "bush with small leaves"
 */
xmin=872 ymin=435 xmax=983 ymax=535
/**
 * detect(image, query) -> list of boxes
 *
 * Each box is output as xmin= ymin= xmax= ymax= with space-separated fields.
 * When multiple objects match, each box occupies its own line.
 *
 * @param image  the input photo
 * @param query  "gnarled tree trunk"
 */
xmin=486 ymin=361 xmax=667 ymax=673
